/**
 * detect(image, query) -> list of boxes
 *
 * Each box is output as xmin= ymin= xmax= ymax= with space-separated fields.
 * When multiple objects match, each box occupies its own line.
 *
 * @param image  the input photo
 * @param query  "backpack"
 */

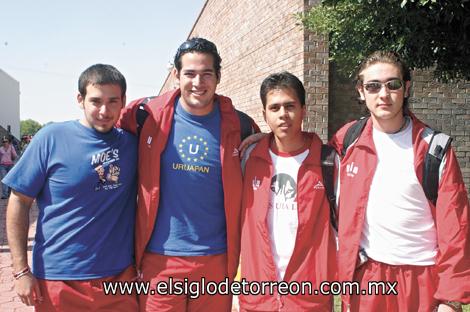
xmin=135 ymin=96 xmax=256 ymax=142
xmin=241 ymin=141 xmax=339 ymax=231
xmin=341 ymin=116 xmax=453 ymax=205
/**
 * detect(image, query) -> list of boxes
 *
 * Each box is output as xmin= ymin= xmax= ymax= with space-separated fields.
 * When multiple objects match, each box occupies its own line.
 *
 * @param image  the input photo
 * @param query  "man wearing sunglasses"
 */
xmin=330 ymin=51 xmax=470 ymax=311
xmin=119 ymin=37 xmax=258 ymax=311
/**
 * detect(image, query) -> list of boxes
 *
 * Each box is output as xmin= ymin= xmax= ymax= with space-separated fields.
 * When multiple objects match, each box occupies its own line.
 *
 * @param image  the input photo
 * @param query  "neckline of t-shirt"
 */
xmin=269 ymin=145 xmax=310 ymax=158
xmin=373 ymin=116 xmax=412 ymax=139
xmin=175 ymin=96 xmax=220 ymax=122
xmin=269 ymin=135 xmax=311 ymax=157
xmin=73 ymin=120 xmax=119 ymax=140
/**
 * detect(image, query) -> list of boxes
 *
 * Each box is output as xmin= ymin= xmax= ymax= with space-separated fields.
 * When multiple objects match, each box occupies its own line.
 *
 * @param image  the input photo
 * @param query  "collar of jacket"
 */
xmin=352 ymin=111 xmax=429 ymax=153
xmin=156 ymin=89 xmax=240 ymax=134
xmin=250 ymin=132 xmax=323 ymax=166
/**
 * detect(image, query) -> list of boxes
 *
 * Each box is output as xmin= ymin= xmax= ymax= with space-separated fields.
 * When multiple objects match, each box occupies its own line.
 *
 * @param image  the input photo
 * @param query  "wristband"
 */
xmin=12 ymin=267 xmax=30 ymax=280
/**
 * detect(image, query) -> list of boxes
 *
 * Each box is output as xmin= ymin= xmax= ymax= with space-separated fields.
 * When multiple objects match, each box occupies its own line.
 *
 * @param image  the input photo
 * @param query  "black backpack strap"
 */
xmin=241 ymin=143 xmax=257 ymax=176
xmin=136 ymin=96 xmax=155 ymax=138
xmin=342 ymin=117 xmax=369 ymax=157
xmin=236 ymin=110 xmax=254 ymax=141
xmin=423 ymin=130 xmax=452 ymax=204
xmin=321 ymin=144 xmax=338 ymax=231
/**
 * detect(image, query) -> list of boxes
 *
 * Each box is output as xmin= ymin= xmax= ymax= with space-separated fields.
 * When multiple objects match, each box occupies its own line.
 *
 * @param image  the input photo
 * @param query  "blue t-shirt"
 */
xmin=147 ymin=98 xmax=227 ymax=255
xmin=3 ymin=120 xmax=137 ymax=280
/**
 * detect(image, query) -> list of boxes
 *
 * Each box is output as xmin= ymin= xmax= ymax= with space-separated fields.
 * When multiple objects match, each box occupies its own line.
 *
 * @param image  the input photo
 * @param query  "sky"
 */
xmin=0 ymin=0 xmax=206 ymax=124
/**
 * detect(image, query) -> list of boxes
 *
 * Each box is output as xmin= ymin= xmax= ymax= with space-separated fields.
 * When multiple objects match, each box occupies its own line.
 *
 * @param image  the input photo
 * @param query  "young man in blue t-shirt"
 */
xmin=4 ymin=64 xmax=138 ymax=311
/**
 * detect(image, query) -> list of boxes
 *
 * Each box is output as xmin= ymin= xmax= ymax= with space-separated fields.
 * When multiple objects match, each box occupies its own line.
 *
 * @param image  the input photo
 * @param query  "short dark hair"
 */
xmin=356 ymin=51 xmax=411 ymax=109
xmin=78 ymin=64 xmax=126 ymax=98
xmin=260 ymin=71 xmax=305 ymax=108
xmin=174 ymin=37 xmax=222 ymax=78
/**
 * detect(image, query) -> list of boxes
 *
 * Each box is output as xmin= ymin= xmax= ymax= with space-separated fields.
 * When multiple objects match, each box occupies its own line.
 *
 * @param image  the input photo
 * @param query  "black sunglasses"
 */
xmin=363 ymin=79 xmax=404 ymax=93
xmin=174 ymin=39 xmax=218 ymax=62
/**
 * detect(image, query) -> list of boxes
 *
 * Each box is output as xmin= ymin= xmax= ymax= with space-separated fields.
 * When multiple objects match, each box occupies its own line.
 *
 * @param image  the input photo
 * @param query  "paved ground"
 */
xmin=0 ymin=197 xmax=36 ymax=312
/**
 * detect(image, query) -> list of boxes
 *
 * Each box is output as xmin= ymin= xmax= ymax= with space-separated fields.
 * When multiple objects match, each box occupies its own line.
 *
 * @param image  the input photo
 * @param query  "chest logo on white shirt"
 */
xmin=271 ymin=173 xmax=296 ymax=201
xmin=178 ymin=135 xmax=209 ymax=163
xmin=346 ymin=162 xmax=359 ymax=177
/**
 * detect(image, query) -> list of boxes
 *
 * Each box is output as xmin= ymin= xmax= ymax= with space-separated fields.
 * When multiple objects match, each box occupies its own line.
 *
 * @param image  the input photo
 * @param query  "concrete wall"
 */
xmin=0 ymin=69 xmax=20 ymax=139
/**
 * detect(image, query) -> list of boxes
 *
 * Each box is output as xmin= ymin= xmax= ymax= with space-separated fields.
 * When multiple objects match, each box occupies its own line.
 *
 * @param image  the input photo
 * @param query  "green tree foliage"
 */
xmin=301 ymin=0 xmax=470 ymax=81
xmin=20 ymin=119 xmax=42 ymax=136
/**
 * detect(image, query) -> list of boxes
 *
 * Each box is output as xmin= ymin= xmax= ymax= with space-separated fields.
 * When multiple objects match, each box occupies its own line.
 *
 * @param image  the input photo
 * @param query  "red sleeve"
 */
xmin=434 ymin=147 xmax=470 ymax=303
xmin=117 ymin=98 xmax=147 ymax=135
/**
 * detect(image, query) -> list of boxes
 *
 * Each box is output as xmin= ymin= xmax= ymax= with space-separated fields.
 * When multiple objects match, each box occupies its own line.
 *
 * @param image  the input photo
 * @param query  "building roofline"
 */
xmin=0 ymin=68 xmax=19 ymax=84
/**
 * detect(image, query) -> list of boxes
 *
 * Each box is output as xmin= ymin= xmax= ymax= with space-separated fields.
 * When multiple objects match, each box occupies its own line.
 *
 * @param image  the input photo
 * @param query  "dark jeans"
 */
xmin=0 ymin=164 xmax=13 ymax=198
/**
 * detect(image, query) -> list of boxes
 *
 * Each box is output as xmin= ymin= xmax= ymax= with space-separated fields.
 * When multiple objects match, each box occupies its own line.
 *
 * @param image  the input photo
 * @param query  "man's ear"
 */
xmin=217 ymin=71 xmax=221 ymax=84
xmin=122 ymin=95 xmax=127 ymax=108
xmin=357 ymin=85 xmax=366 ymax=101
xmin=262 ymin=109 xmax=266 ymax=122
xmin=404 ymin=80 xmax=411 ymax=98
xmin=77 ymin=93 xmax=84 ymax=109
xmin=173 ymin=68 xmax=180 ymax=84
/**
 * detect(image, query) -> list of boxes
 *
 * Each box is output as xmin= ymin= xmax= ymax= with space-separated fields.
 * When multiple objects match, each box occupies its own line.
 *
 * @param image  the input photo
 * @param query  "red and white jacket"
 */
xmin=119 ymin=89 xmax=258 ymax=278
xmin=329 ymin=114 xmax=470 ymax=305
xmin=240 ymin=133 xmax=337 ymax=311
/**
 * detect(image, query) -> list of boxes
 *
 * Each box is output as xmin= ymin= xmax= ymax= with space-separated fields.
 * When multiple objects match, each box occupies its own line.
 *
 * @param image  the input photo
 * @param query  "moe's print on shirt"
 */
xmin=91 ymin=148 xmax=123 ymax=191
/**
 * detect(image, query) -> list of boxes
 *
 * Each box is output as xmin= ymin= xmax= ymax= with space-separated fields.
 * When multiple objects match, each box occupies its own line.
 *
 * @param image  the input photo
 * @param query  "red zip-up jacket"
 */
xmin=119 ymin=89 xmax=258 ymax=278
xmin=240 ymin=133 xmax=337 ymax=311
xmin=329 ymin=114 xmax=470 ymax=305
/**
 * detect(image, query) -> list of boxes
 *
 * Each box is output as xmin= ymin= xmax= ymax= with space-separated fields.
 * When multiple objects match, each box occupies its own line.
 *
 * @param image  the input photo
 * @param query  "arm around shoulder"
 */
xmin=117 ymin=98 xmax=146 ymax=134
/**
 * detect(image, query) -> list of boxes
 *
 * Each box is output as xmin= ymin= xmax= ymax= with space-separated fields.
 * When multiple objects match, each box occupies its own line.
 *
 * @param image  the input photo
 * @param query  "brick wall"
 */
xmin=328 ymin=63 xmax=368 ymax=136
xmin=330 ymin=67 xmax=470 ymax=198
xmin=411 ymin=69 xmax=470 ymax=196
xmin=160 ymin=0 xmax=469 ymax=195
xmin=161 ymin=0 xmax=329 ymax=139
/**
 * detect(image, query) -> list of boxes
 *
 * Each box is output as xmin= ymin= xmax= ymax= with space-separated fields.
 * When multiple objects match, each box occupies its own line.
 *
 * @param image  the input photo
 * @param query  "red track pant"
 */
xmin=139 ymin=252 xmax=232 ymax=312
xmin=35 ymin=265 xmax=138 ymax=312
xmin=345 ymin=258 xmax=439 ymax=312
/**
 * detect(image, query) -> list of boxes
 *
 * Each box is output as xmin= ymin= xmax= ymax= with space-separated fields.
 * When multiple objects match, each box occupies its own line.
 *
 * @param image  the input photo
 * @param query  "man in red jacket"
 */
xmin=240 ymin=72 xmax=336 ymax=311
xmin=330 ymin=51 xmax=470 ymax=312
xmin=119 ymin=37 xmax=258 ymax=311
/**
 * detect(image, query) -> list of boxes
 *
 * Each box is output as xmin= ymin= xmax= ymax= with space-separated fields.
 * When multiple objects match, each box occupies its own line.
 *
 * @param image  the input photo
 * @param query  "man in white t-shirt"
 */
xmin=239 ymin=72 xmax=337 ymax=311
xmin=330 ymin=51 xmax=470 ymax=312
